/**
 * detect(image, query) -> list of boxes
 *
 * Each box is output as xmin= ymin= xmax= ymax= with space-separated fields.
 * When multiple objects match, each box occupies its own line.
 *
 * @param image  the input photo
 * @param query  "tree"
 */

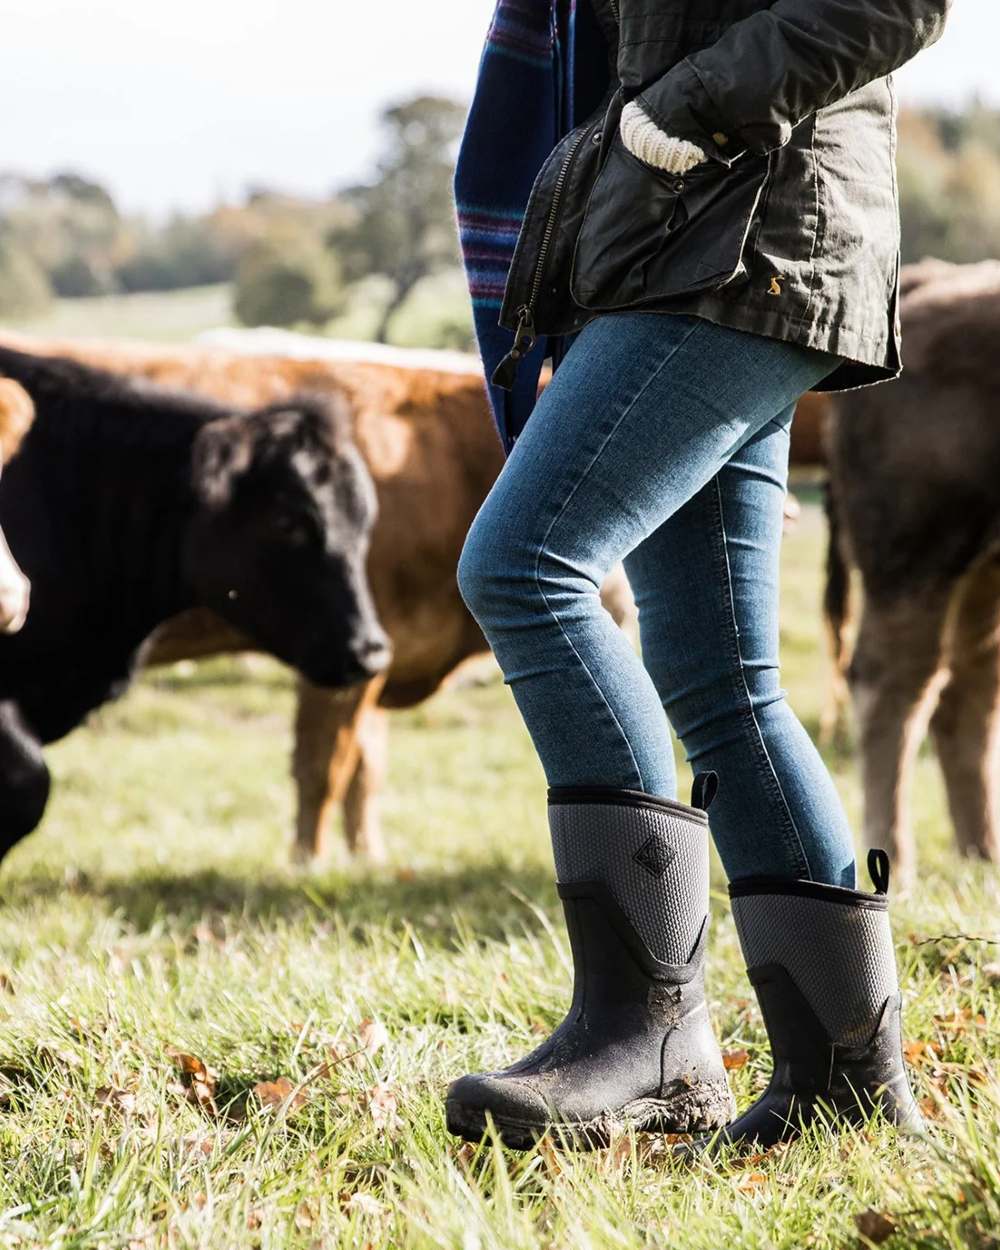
xmin=0 ymin=236 xmax=52 ymax=319
xmin=233 ymin=227 xmax=346 ymax=328
xmin=328 ymin=95 xmax=465 ymax=343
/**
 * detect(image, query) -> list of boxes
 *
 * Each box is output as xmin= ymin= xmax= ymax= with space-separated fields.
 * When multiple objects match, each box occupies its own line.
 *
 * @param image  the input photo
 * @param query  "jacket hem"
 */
xmin=601 ymin=287 xmax=901 ymax=391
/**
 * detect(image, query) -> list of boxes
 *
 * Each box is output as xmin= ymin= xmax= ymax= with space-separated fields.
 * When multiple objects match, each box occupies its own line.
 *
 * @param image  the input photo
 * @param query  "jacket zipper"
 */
xmin=491 ymin=124 xmax=592 ymax=391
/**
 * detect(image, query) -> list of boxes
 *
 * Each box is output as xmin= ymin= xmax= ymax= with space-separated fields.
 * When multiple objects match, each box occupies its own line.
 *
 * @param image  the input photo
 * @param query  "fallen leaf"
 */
xmin=604 ymin=1131 xmax=632 ymax=1170
xmin=345 ymin=1193 xmax=384 ymax=1218
xmin=294 ymin=1199 xmax=316 ymax=1230
xmin=537 ymin=1135 xmax=564 ymax=1178
xmin=854 ymin=1208 xmax=897 ymax=1244
xmin=903 ymin=1039 xmax=943 ymax=1066
xmin=736 ymin=1171 xmax=767 ymax=1193
xmin=252 ymin=1077 xmax=308 ymax=1114
xmin=723 ymin=1049 xmax=750 ymax=1070
xmin=95 ymin=1086 xmax=137 ymax=1115
xmin=359 ymin=1019 xmax=388 ymax=1057
xmin=181 ymin=1134 xmax=214 ymax=1158
xmin=366 ymin=1083 xmax=399 ymax=1133
xmin=166 ymin=1048 xmax=218 ymax=1117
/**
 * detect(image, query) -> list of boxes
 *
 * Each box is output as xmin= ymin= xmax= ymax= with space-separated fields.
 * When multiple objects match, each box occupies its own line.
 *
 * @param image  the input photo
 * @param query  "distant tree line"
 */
xmin=0 ymin=96 xmax=996 ymax=342
xmin=896 ymin=97 xmax=1000 ymax=263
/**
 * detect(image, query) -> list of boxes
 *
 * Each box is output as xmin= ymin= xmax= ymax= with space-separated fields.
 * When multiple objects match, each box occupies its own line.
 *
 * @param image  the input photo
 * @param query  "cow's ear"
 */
xmin=0 ymin=379 xmax=35 ymax=465
xmin=192 ymin=415 xmax=253 ymax=508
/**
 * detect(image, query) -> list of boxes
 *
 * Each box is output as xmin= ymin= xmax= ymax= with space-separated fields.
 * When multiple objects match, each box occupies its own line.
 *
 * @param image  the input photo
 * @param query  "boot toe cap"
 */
xmin=445 ymin=1071 xmax=551 ymax=1141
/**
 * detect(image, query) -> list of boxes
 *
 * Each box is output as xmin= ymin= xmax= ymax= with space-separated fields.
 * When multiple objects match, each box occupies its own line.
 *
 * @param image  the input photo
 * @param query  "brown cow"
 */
xmin=0 ymin=378 xmax=34 ymax=633
xmin=0 ymin=333 xmax=505 ymax=860
xmin=0 ymin=333 xmax=643 ymax=862
xmin=824 ymin=258 xmax=1000 ymax=886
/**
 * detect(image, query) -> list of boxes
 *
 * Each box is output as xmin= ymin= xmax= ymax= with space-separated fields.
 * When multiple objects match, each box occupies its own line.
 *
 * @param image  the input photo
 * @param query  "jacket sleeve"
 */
xmin=635 ymin=0 xmax=952 ymax=165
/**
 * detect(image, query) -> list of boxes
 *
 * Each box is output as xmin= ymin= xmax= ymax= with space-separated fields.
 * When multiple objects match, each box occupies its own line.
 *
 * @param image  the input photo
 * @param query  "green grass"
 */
xmin=0 ymin=270 xmax=473 ymax=349
xmin=0 ymin=495 xmax=998 ymax=1248
xmin=0 ymin=285 xmax=236 ymax=344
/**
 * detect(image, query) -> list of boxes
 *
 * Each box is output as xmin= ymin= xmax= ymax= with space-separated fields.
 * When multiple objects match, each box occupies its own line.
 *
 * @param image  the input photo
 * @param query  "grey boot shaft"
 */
xmin=549 ymin=782 xmax=709 ymax=965
xmin=718 ymin=850 xmax=923 ymax=1148
xmin=446 ymin=774 xmax=734 ymax=1149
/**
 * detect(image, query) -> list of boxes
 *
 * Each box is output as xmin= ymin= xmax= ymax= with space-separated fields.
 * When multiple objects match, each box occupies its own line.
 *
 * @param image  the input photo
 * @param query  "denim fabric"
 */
xmin=457 ymin=311 xmax=856 ymax=887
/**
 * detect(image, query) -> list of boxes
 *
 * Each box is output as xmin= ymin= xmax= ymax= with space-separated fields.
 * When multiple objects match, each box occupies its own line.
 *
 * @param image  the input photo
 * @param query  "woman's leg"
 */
xmin=457 ymin=312 xmax=839 ymax=797
xmin=623 ymin=406 xmax=857 ymax=887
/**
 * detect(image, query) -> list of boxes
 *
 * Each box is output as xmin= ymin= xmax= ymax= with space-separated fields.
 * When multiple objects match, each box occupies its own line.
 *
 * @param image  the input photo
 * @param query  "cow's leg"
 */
xmin=929 ymin=556 xmax=1000 ymax=862
xmin=848 ymin=594 xmax=952 ymax=888
xmin=342 ymin=704 xmax=389 ymax=863
xmin=0 ymin=701 xmax=50 ymax=861
xmin=291 ymin=674 xmax=386 ymax=863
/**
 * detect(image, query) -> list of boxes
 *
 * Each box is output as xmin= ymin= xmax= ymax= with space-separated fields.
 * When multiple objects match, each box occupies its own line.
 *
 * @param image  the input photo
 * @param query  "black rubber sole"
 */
xmin=445 ymin=1081 xmax=736 ymax=1152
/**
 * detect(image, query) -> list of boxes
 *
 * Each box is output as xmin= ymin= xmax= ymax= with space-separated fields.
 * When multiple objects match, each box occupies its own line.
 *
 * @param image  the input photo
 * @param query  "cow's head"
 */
xmin=0 ymin=378 xmax=34 ymax=634
xmin=185 ymin=391 xmax=391 ymax=688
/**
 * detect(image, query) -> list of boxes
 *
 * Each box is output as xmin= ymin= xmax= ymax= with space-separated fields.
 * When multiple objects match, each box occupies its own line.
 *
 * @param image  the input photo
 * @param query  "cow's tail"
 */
xmin=820 ymin=476 xmax=854 ymax=747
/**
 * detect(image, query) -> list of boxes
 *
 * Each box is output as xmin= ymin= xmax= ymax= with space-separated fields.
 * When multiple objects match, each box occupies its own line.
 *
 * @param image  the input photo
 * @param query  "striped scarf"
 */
xmin=454 ymin=0 xmax=609 ymax=454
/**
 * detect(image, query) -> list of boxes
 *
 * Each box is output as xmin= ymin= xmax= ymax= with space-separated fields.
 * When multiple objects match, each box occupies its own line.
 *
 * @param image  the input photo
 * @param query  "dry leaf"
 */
xmin=359 ymin=1019 xmax=389 ymax=1057
xmin=345 ymin=1193 xmax=384 ymax=1218
xmin=604 ymin=1131 xmax=633 ymax=1170
xmin=933 ymin=1007 xmax=985 ymax=1035
xmin=294 ymin=1200 xmax=316 ymax=1230
xmin=0 ymin=972 xmax=13 ymax=995
xmin=537 ymin=1135 xmax=564 ymax=1178
xmin=166 ymin=1047 xmax=218 ymax=1117
xmin=854 ymin=1208 xmax=897 ymax=1244
xmin=95 ymin=1086 xmax=137 ymax=1115
xmin=736 ymin=1171 xmax=767 ymax=1193
xmin=723 ymin=1049 xmax=750 ymax=1070
xmin=366 ymin=1083 xmax=399 ymax=1133
xmin=252 ymin=1077 xmax=308 ymax=1114
xmin=903 ymin=1039 xmax=943 ymax=1066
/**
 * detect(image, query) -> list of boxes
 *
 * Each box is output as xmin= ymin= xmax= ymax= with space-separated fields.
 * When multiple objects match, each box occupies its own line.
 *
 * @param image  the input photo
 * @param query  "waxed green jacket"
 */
xmin=496 ymin=0 xmax=952 ymax=394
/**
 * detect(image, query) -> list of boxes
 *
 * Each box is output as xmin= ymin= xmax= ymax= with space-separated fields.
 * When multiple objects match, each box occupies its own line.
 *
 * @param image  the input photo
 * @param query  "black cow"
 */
xmin=0 ymin=346 xmax=391 ymax=860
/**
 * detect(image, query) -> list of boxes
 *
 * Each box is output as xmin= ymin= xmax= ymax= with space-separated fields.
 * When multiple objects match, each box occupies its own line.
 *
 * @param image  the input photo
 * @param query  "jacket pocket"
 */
xmin=569 ymin=132 xmax=772 ymax=310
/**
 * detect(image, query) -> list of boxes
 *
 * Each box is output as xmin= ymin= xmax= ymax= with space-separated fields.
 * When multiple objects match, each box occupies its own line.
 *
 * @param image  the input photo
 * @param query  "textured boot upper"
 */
xmin=548 ymin=791 xmax=709 ymax=966
xmin=730 ymin=884 xmax=898 ymax=1049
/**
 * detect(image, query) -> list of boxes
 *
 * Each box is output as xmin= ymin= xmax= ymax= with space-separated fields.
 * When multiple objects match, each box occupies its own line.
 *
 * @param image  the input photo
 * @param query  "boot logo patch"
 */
xmin=633 ymin=834 xmax=676 ymax=878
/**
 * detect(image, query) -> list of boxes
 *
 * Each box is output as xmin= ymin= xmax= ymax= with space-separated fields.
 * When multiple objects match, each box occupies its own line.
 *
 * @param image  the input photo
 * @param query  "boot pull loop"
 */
xmin=867 ymin=848 xmax=891 ymax=895
xmin=691 ymin=770 xmax=719 ymax=813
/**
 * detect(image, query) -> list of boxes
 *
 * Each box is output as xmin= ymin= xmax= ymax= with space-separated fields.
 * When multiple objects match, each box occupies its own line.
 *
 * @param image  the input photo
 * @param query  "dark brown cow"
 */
xmin=824 ymin=257 xmax=1000 ymax=885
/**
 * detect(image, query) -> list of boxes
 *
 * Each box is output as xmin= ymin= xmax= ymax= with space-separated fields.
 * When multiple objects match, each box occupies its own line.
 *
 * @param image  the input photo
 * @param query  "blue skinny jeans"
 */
xmin=458 ymin=311 xmax=856 ymax=887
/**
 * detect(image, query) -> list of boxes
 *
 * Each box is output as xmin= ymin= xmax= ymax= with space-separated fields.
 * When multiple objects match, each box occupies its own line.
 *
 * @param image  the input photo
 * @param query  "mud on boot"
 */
xmin=445 ymin=773 xmax=735 ymax=1150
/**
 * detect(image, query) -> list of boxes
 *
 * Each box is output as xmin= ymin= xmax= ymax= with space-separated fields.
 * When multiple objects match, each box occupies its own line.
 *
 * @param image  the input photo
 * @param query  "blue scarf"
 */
xmin=454 ymin=0 xmax=610 ymax=454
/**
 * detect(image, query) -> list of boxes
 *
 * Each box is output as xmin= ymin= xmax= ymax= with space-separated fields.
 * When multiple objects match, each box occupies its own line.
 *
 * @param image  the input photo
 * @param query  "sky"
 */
xmin=0 ymin=0 xmax=993 ymax=218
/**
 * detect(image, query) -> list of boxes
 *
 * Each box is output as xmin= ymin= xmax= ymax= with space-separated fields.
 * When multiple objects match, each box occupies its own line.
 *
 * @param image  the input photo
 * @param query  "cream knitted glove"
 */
xmin=620 ymin=100 xmax=708 ymax=174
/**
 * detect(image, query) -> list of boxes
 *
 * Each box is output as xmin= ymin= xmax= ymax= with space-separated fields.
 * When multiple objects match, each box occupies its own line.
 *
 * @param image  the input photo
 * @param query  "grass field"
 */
xmin=0 ymin=486 xmax=998 ymax=1248
xmin=0 ymin=271 xmax=472 ymax=349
